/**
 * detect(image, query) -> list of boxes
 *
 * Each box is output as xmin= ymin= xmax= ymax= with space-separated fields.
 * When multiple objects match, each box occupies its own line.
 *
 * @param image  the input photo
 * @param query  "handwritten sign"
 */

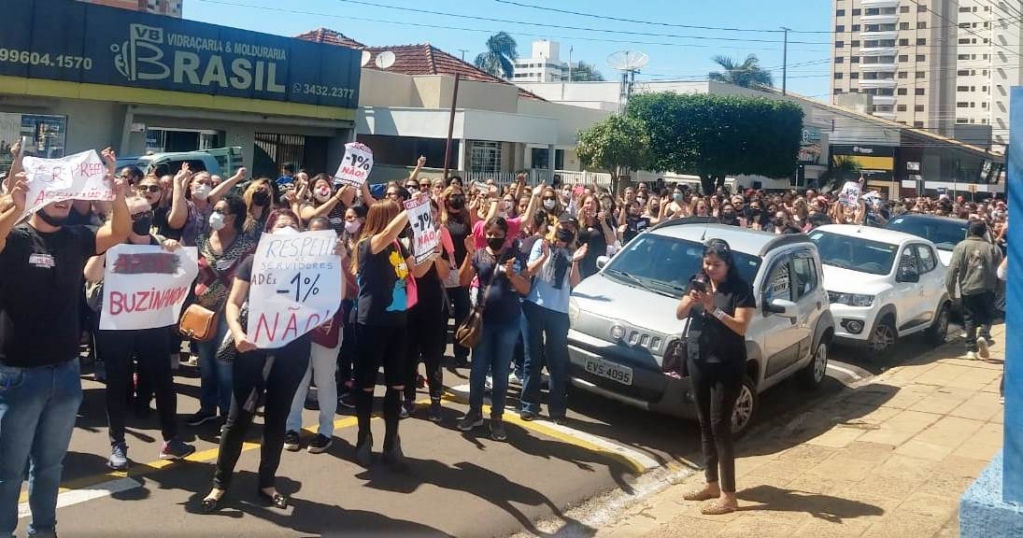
xmin=248 ymin=230 xmax=342 ymax=349
xmin=21 ymin=150 xmax=113 ymax=220
xmin=838 ymin=181 xmax=861 ymax=208
xmin=404 ymin=196 xmax=439 ymax=264
xmin=99 ymin=245 xmax=199 ymax=331
xmin=334 ymin=142 xmax=374 ymax=187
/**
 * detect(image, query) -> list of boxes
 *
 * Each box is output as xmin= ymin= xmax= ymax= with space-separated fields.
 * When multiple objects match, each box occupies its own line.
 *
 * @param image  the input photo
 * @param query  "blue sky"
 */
xmin=185 ymin=0 xmax=834 ymax=99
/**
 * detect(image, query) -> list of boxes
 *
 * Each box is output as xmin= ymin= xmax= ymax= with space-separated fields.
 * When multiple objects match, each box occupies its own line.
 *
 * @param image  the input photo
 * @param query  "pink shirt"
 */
xmin=472 ymin=217 xmax=523 ymax=249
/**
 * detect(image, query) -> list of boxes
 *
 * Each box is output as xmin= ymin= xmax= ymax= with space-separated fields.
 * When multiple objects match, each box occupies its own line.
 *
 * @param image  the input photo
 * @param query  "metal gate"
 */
xmin=254 ymin=133 xmax=305 ymax=178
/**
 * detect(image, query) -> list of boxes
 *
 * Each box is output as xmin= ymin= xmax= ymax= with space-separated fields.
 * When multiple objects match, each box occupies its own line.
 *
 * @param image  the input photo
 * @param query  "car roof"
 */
xmin=814 ymin=224 xmax=931 ymax=246
xmin=888 ymin=213 xmax=968 ymax=226
xmin=650 ymin=219 xmax=813 ymax=257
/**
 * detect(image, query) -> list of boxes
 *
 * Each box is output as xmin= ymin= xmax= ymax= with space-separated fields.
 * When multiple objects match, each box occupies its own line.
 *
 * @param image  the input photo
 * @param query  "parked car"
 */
xmin=809 ymin=224 xmax=950 ymax=359
xmin=116 ymin=147 xmax=243 ymax=178
xmin=885 ymin=213 xmax=990 ymax=266
xmin=567 ymin=219 xmax=835 ymax=435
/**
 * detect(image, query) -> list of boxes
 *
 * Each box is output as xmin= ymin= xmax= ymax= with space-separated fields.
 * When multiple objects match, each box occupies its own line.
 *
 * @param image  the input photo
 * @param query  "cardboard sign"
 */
xmin=838 ymin=181 xmax=861 ymax=208
xmin=404 ymin=196 xmax=439 ymax=264
xmin=334 ymin=142 xmax=373 ymax=187
xmin=99 ymin=245 xmax=199 ymax=331
xmin=20 ymin=150 xmax=113 ymax=220
xmin=248 ymin=230 xmax=342 ymax=349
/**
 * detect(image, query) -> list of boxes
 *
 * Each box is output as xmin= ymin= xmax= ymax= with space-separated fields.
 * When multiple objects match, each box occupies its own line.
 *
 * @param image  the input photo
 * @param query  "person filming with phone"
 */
xmin=674 ymin=239 xmax=756 ymax=516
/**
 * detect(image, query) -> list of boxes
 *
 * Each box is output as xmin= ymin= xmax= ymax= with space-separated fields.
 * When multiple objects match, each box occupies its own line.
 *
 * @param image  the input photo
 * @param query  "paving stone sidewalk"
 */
xmin=597 ymin=327 xmax=1006 ymax=538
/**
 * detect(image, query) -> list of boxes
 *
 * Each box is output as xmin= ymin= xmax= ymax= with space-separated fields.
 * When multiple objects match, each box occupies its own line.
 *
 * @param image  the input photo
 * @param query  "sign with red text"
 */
xmin=20 ymin=149 xmax=113 ymax=220
xmin=99 ymin=245 xmax=199 ymax=330
xmin=404 ymin=195 xmax=439 ymax=264
xmin=838 ymin=181 xmax=861 ymax=208
xmin=333 ymin=142 xmax=373 ymax=187
xmin=248 ymin=230 xmax=342 ymax=349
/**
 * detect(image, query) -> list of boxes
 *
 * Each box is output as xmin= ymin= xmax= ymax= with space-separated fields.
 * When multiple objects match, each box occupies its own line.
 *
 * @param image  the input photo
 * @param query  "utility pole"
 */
xmin=781 ymin=27 xmax=791 ymax=95
xmin=458 ymin=49 xmax=469 ymax=62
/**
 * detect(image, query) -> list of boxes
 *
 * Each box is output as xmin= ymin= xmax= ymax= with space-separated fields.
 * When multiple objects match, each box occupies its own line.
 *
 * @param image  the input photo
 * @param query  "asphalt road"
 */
xmin=11 ymin=330 xmax=951 ymax=538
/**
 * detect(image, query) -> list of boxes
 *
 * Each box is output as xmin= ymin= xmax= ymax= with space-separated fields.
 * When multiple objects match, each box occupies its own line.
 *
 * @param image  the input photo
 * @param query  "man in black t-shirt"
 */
xmin=0 ymin=148 xmax=130 ymax=538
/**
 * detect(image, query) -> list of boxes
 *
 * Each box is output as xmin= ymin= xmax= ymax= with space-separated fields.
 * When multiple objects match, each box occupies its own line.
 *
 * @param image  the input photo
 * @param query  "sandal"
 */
xmin=700 ymin=500 xmax=738 ymax=515
xmin=258 ymin=489 xmax=289 ymax=509
xmin=682 ymin=488 xmax=718 ymax=502
xmin=200 ymin=492 xmax=225 ymax=513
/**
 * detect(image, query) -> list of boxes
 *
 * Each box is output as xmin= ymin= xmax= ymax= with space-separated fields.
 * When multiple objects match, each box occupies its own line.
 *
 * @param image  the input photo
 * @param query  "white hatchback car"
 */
xmin=809 ymin=225 xmax=951 ymax=359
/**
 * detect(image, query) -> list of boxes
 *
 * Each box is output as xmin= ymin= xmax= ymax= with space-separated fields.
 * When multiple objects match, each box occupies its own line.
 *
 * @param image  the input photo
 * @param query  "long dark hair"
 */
xmin=703 ymin=238 xmax=741 ymax=283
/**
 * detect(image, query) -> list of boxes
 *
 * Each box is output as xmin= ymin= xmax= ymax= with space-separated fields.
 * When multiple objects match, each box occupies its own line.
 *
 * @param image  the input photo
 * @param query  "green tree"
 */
xmin=627 ymin=93 xmax=803 ymax=195
xmin=576 ymin=114 xmax=650 ymax=193
xmin=474 ymin=32 xmax=519 ymax=79
xmin=708 ymin=54 xmax=774 ymax=89
xmin=570 ymin=61 xmax=605 ymax=82
xmin=818 ymin=156 xmax=862 ymax=190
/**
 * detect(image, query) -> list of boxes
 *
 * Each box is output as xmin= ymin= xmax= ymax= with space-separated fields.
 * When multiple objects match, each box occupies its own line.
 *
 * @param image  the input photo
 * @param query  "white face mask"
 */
xmin=344 ymin=220 xmax=362 ymax=234
xmin=543 ymin=199 xmax=557 ymax=210
xmin=275 ymin=226 xmax=299 ymax=235
xmin=193 ymin=184 xmax=212 ymax=201
xmin=208 ymin=212 xmax=226 ymax=231
xmin=314 ymin=187 xmax=331 ymax=202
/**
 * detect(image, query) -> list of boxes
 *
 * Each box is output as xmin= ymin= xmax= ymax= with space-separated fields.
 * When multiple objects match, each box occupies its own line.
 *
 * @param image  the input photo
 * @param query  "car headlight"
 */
xmin=569 ymin=297 xmax=580 ymax=324
xmin=827 ymin=291 xmax=874 ymax=307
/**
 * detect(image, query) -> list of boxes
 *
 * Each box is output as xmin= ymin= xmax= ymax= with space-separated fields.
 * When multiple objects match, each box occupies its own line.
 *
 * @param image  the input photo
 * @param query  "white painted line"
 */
xmin=827 ymin=363 xmax=864 ymax=381
xmin=18 ymin=477 xmax=142 ymax=519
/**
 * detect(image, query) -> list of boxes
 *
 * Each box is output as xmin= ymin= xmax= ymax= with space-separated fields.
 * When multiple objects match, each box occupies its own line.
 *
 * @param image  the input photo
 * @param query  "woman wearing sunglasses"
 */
xmin=441 ymin=186 xmax=475 ymax=367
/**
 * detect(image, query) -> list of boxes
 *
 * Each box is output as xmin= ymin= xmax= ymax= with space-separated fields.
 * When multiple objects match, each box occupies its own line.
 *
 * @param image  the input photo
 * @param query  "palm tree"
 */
xmin=474 ymin=32 xmax=518 ymax=79
xmin=571 ymin=61 xmax=605 ymax=82
xmin=708 ymin=54 xmax=774 ymax=89
xmin=818 ymin=156 xmax=862 ymax=190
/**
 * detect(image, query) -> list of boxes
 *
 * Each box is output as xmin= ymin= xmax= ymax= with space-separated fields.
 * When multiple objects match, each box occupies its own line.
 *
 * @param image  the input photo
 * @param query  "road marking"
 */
xmin=19 ymin=477 xmax=141 ymax=519
xmin=827 ymin=362 xmax=864 ymax=381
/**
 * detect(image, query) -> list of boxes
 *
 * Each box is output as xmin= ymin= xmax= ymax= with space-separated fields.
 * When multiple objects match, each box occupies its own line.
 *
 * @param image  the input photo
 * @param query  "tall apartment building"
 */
xmin=512 ymin=40 xmax=572 ymax=82
xmin=76 ymin=0 xmax=182 ymax=17
xmin=954 ymin=0 xmax=1023 ymax=152
xmin=831 ymin=0 xmax=957 ymax=136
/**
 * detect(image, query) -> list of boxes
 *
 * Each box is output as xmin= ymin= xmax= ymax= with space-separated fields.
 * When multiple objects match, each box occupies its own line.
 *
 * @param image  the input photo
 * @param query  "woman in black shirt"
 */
xmin=576 ymin=194 xmax=617 ymax=279
xmin=674 ymin=239 xmax=756 ymax=516
xmin=441 ymin=186 xmax=474 ymax=367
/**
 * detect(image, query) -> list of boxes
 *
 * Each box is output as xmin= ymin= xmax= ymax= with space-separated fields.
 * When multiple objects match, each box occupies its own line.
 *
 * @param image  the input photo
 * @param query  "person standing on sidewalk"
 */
xmin=947 ymin=220 xmax=1002 ymax=360
xmin=674 ymin=239 xmax=756 ymax=516
xmin=0 ymin=148 xmax=130 ymax=538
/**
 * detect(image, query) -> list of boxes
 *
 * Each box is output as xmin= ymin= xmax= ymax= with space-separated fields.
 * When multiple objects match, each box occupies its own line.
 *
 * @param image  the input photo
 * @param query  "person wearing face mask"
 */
xmin=718 ymin=204 xmax=741 ymax=227
xmin=473 ymin=182 xmax=542 ymax=250
xmin=664 ymin=187 xmax=687 ymax=220
xmin=167 ymin=164 xmax=245 ymax=247
xmin=187 ymin=195 xmax=258 ymax=428
xmin=300 ymin=174 xmax=354 ymax=235
xmin=242 ymin=179 xmax=278 ymax=239
xmin=200 ymin=210 xmax=319 ymax=512
xmin=519 ymin=221 xmax=586 ymax=423
xmin=618 ymin=200 xmax=650 ymax=244
xmin=577 ymin=194 xmax=617 ymax=279
xmin=84 ymin=197 xmax=197 ymax=470
xmin=441 ymin=186 xmax=475 ymax=368
xmin=336 ymin=207 xmax=367 ymax=408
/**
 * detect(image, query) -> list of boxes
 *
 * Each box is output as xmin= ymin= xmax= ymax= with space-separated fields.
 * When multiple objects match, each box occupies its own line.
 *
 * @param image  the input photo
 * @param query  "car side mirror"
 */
xmin=897 ymin=267 xmax=920 ymax=283
xmin=596 ymin=256 xmax=609 ymax=270
xmin=765 ymin=298 xmax=798 ymax=319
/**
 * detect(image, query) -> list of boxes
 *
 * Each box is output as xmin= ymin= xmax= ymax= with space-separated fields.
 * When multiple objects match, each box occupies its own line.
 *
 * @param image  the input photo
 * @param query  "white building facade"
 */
xmin=512 ymin=40 xmax=572 ymax=83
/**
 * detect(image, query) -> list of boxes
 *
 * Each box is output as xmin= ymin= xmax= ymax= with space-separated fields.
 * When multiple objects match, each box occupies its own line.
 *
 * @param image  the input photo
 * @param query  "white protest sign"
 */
xmin=404 ymin=196 xmax=439 ymax=264
xmin=248 ymin=230 xmax=342 ymax=349
xmin=99 ymin=245 xmax=199 ymax=331
xmin=21 ymin=150 xmax=113 ymax=220
xmin=838 ymin=181 xmax=862 ymax=208
xmin=333 ymin=142 xmax=373 ymax=187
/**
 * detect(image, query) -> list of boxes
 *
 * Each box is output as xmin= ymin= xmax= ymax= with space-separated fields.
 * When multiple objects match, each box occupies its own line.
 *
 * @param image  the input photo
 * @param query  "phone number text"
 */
xmin=0 ymin=50 xmax=93 ymax=70
xmin=291 ymin=83 xmax=355 ymax=99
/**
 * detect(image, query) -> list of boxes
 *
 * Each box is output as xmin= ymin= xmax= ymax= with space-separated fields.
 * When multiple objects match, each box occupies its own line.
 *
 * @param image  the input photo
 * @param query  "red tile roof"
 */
xmin=296 ymin=28 xmax=544 ymax=101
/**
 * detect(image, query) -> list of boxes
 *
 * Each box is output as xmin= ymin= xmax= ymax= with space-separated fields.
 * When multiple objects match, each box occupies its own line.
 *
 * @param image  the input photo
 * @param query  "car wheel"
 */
xmin=869 ymin=317 xmax=897 ymax=360
xmin=731 ymin=376 xmax=757 ymax=437
xmin=926 ymin=303 xmax=950 ymax=348
xmin=799 ymin=339 xmax=829 ymax=390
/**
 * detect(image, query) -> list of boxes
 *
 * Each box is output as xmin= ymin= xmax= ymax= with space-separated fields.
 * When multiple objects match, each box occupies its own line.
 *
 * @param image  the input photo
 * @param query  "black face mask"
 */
xmin=487 ymin=237 xmax=505 ymax=252
xmin=253 ymin=191 xmax=271 ymax=207
xmin=35 ymin=208 xmax=67 ymax=228
xmin=772 ymin=218 xmax=784 ymax=228
xmin=556 ymin=228 xmax=575 ymax=244
xmin=448 ymin=198 xmax=465 ymax=210
xmin=132 ymin=217 xmax=153 ymax=236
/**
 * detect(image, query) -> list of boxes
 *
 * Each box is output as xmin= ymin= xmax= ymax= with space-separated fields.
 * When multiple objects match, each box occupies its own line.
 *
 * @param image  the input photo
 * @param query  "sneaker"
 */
xmin=160 ymin=438 xmax=196 ymax=460
xmin=457 ymin=412 xmax=484 ymax=432
xmin=551 ymin=415 xmax=567 ymax=426
xmin=338 ymin=391 xmax=356 ymax=410
xmin=519 ymin=410 xmax=538 ymax=421
xmin=355 ymin=434 xmax=373 ymax=467
xmin=428 ymin=401 xmax=443 ymax=423
xmin=307 ymin=434 xmax=332 ymax=454
xmin=508 ymin=371 xmax=523 ymax=386
xmin=490 ymin=419 xmax=508 ymax=442
xmin=978 ymin=339 xmax=991 ymax=359
xmin=108 ymin=443 xmax=129 ymax=470
xmin=186 ymin=410 xmax=218 ymax=427
xmin=382 ymin=438 xmax=408 ymax=472
xmin=966 ymin=351 xmax=979 ymax=360
xmin=283 ymin=431 xmax=301 ymax=452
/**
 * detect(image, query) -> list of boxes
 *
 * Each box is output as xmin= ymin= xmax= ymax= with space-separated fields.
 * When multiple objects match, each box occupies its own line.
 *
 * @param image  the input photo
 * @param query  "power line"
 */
xmin=905 ymin=0 xmax=1023 ymax=58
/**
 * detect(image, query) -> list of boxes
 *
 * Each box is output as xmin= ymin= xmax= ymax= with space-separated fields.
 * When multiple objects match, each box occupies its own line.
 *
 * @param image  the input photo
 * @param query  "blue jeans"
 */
xmin=521 ymin=301 xmax=570 ymax=418
xmin=197 ymin=315 xmax=232 ymax=417
xmin=469 ymin=319 xmax=519 ymax=419
xmin=0 ymin=359 xmax=83 ymax=537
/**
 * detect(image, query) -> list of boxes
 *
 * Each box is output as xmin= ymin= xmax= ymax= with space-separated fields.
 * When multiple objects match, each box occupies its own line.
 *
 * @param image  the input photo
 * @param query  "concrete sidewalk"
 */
xmin=597 ymin=327 xmax=1006 ymax=538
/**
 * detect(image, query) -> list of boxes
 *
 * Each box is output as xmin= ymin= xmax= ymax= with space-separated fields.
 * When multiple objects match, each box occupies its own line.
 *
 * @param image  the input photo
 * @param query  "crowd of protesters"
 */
xmin=0 ymin=137 xmax=1009 ymax=534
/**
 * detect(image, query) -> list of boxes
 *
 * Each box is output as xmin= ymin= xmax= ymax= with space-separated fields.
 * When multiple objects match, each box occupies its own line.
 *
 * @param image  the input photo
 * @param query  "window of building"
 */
xmin=834 ymin=88 xmax=844 ymax=95
xmin=900 ymin=22 xmax=910 ymax=30
xmin=852 ymin=8 xmax=861 ymax=15
xmin=834 ymin=72 xmax=844 ymax=79
xmin=897 ymin=104 xmax=908 ymax=111
xmin=917 ymin=38 xmax=927 ymax=45
xmin=851 ymin=72 xmax=860 ymax=79
xmin=917 ymin=4 xmax=926 ymax=12
xmin=916 ymin=88 xmax=925 ymax=95
xmin=898 ymin=72 xmax=908 ymax=79
xmin=958 ymin=54 xmax=970 ymax=60
xmin=960 ymin=22 xmax=971 ymax=29
xmin=836 ymin=9 xmax=846 ymax=16
xmin=959 ymin=6 xmax=970 ymax=12
xmin=957 ymin=117 xmax=969 ymax=123
xmin=958 ymin=69 xmax=970 ymax=76
xmin=836 ymin=57 xmax=845 ymax=64
xmin=959 ymin=38 xmax=971 ymax=44
xmin=983 ymin=102 xmax=989 ymax=109
xmin=899 ymin=39 xmax=910 ymax=46
xmin=916 ymin=54 xmax=925 ymax=62
xmin=916 ymin=71 xmax=926 ymax=79
xmin=852 ymin=24 xmax=861 ymax=31
xmin=982 ymin=118 xmax=988 ymax=124
xmin=899 ymin=54 xmax=909 ymax=62
xmin=898 ymin=88 xmax=908 ymax=95
xmin=836 ymin=41 xmax=845 ymax=48
xmin=914 ymin=121 xmax=925 ymax=128
xmin=957 ymin=85 xmax=969 ymax=91
xmin=836 ymin=25 xmax=846 ymax=32
xmin=851 ymin=56 xmax=860 ymax=63
xmin=900 ymin=5 xmax=910 ymax=12
xmin=470 ymin=141 xmax=503 ymax=175
xmin=851 ymin=40 xmax=860 ymax=47
xmin=915 ymin=104 xmax=925 ymax=112
xmin=957 ymin=102 xmax=970 ymax=108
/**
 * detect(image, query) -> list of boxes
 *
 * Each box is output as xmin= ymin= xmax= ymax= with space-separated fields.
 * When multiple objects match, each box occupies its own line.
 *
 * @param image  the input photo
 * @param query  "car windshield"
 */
xmin=809 ymin=231 xmax=898 ymax=276
xmin=886 ymin=217 xmax=966 ymax=252
xmin=603 ymin=233 xmax=761 ymax=298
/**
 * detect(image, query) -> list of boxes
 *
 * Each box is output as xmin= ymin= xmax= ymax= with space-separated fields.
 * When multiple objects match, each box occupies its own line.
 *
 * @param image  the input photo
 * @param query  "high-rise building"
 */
xmin=512 ymin=40 xmax=573 ymax=82
xmin=831 ymin=0 xmax=957 ymax=136
xmin=76 ymin=0 xmax=182 ymax=17
xmin=952 ymin=0 xmax=1023 ymax=152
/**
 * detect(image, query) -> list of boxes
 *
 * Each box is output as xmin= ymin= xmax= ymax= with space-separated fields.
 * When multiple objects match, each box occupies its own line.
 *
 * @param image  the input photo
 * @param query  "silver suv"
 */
xmin=568 ymin=220 xmax=835 ymax=435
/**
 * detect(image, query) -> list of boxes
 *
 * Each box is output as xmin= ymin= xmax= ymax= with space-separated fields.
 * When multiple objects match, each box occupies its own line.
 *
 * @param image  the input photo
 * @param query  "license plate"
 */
xmin=584 ymin=357 xmax=633 ymax=386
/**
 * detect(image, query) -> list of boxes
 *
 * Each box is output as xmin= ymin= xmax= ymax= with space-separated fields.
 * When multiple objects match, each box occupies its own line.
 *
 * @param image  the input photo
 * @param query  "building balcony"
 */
xmin=860 ymin=30 xmax=899 ymax=41
xmin=860 ymin=14 xmax=900 ymax=25
xmin=873 ymin=111 xmax=898 ymax=120
xmin=860 ymin=47 xmax=898 ymax=57
xmin=861 ymin=0 xmax=899 ymax=8
xmin=872 ymin=95 xmax=897 ymax=105
xmin=860 ymin=79 xmax=898 ymax=89
xmin=860 ymin=62 xmax=898 ymax=73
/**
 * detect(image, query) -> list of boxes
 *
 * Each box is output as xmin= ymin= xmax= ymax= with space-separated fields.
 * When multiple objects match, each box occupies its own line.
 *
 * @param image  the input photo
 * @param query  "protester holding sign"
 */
xmin=0 ymin=147 xmax=130 ymax=538
xmin=299 ymin=173 xmax=351 ymax=235
xmin=167 ymin=165 xmax=245 ymax=248
xmin=84 ymin=196 xmax=197 ymax=470
xmin=201 ymin=210 xmax=313 ymax=513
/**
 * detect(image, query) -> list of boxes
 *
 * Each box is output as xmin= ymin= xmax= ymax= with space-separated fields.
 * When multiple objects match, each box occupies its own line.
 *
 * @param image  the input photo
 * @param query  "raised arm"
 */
xmin=369 ymin=210 xmax=410 ymax=255
xmin=0 ymin=174 xmax=27 ymax=255
xmin=210 ymin=167 xmax=246 ymax=201
xmin=94 ymin=148 xmax=131 ymax=254
xmin=167 ymin=163 xmax=191 ymax=230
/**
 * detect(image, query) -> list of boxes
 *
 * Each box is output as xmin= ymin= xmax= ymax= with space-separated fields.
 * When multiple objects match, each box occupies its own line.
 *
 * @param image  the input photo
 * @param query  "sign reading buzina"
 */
xmin=1 ymin=0 xmax=361 ymax=108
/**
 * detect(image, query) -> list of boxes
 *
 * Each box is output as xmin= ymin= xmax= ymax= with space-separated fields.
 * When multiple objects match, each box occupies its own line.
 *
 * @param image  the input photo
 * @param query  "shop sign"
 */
xmin=0 ymin=0 xmax=361 ymax=109
xmin=798 ymin=127 xmax=822 ymax=165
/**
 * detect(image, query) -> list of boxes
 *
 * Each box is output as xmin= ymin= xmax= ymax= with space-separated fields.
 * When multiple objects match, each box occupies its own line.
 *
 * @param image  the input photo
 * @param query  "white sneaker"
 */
xmin=485 ymin=375 xmax=493 ymax=392
xmin=508 ymin=372 xmax=523 ymax=386
xmin=978 ymin=339 xmax=990 ymax=360
xmin=966 ymin=351 xmax=979 ymax=360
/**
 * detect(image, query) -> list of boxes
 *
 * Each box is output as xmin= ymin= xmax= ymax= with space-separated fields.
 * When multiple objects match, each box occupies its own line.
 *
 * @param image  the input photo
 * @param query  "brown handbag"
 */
xmin=455 ymin=277 xmax=494 ymax=349
xmin=179 ymin=304 xmax=220 ymax=342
